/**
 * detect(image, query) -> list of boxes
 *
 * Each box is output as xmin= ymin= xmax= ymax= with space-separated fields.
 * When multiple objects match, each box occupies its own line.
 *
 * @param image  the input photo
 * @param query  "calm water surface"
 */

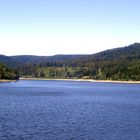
xmin=0 ymin=80 xmax=140 ymax=140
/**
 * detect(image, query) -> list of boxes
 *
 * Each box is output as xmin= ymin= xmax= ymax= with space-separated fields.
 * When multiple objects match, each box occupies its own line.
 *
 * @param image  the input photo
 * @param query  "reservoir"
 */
xmin=0 ymin=80 xmax=140 ymax=140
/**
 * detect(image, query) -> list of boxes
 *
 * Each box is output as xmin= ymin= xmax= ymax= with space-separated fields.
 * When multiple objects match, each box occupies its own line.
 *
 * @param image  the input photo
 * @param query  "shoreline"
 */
xmin=0 ymin=80 xmax=17 ymax=83
xmin=19 ymin=78 xmax=140 ymax=84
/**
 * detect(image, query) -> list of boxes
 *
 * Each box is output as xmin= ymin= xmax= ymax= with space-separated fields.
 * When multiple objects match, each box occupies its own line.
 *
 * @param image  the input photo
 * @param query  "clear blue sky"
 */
xmin=0 ymin=0 xmax=140 ymax=56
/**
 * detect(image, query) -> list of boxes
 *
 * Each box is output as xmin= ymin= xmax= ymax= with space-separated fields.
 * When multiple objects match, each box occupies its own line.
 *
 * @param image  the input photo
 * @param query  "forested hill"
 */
xmin=90 ymin=43 xmax=140 ymax=61
xmin=0 ymin=43 xmax=140 ymax=81
xmin=10 ymin=55 xmax=84 ymax=65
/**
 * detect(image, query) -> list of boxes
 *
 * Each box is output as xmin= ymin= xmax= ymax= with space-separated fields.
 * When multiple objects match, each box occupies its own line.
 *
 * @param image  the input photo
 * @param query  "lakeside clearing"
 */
xmin=19 ymin=78 xmax=140 ymax=84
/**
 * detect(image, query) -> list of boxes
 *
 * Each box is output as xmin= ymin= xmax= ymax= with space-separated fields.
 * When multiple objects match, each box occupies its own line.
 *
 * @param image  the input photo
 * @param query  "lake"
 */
xmin=0 ymin=80 xmax=140 ymax=140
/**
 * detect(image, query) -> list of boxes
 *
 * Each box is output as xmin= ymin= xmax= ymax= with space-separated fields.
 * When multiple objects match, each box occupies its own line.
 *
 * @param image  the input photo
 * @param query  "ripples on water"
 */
xmin=0 ymin=80 xmax=140 ymax=140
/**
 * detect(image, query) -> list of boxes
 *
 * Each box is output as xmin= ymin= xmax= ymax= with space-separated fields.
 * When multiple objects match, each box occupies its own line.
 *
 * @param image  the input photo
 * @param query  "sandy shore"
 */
xmin=19 ymin=78 xmax=140 ymax=84
xmin=0 ymin=80 xmax=17 ymax=83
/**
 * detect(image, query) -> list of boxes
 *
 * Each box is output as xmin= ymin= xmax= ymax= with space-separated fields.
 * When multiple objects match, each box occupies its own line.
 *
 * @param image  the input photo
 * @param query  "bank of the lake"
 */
xmin=19 ymin=77 xmax=140 ymax=84
xmin=0 ymin=79 xmax=17 ymax=83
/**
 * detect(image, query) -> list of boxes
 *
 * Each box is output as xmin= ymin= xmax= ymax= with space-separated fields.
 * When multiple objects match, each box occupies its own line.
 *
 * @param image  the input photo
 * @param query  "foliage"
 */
xmin=0 ymin=64 xmax=19 ymax=80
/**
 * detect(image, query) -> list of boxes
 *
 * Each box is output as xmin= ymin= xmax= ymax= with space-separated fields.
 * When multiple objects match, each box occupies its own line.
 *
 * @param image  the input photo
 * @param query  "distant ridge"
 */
xmin=0 ymin=54 xmax=18 ymax=67
xmin=90 ymin=43 xmax=140 ymax=60
xmin=0 ymin=42 xmax=139 ymax=66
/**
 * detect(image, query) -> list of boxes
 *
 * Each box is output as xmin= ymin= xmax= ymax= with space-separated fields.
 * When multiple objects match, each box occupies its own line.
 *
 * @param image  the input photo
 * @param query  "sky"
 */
xmin=0 ymin=0 xmax=140 ymax=56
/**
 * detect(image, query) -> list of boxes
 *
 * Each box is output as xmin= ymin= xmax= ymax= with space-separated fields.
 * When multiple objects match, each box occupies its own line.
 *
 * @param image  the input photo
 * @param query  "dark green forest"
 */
xmin=0 ymin=64 xmax=19 ymax=80
xmin=0 ymin=43 xmax=140 ymax=81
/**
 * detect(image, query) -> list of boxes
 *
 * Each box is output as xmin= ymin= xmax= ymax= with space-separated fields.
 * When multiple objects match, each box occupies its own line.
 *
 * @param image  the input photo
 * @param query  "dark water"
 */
xmin=0 ymin=80 xmax=140 ymax=140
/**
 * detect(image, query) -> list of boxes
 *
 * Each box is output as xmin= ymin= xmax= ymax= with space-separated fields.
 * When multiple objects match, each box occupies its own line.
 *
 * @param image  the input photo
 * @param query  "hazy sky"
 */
xmin=0 ymin=0 xmax=140 ymax=56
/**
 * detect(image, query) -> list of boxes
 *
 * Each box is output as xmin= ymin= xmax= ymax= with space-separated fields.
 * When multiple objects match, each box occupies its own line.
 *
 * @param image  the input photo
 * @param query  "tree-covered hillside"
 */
xmin=0 ymin=55 xmax=20 ymax=68
xmin=0 ymin=43 xmax=140 ymax=81
xmin=90 ymin=43 xmax=140 ymax=61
